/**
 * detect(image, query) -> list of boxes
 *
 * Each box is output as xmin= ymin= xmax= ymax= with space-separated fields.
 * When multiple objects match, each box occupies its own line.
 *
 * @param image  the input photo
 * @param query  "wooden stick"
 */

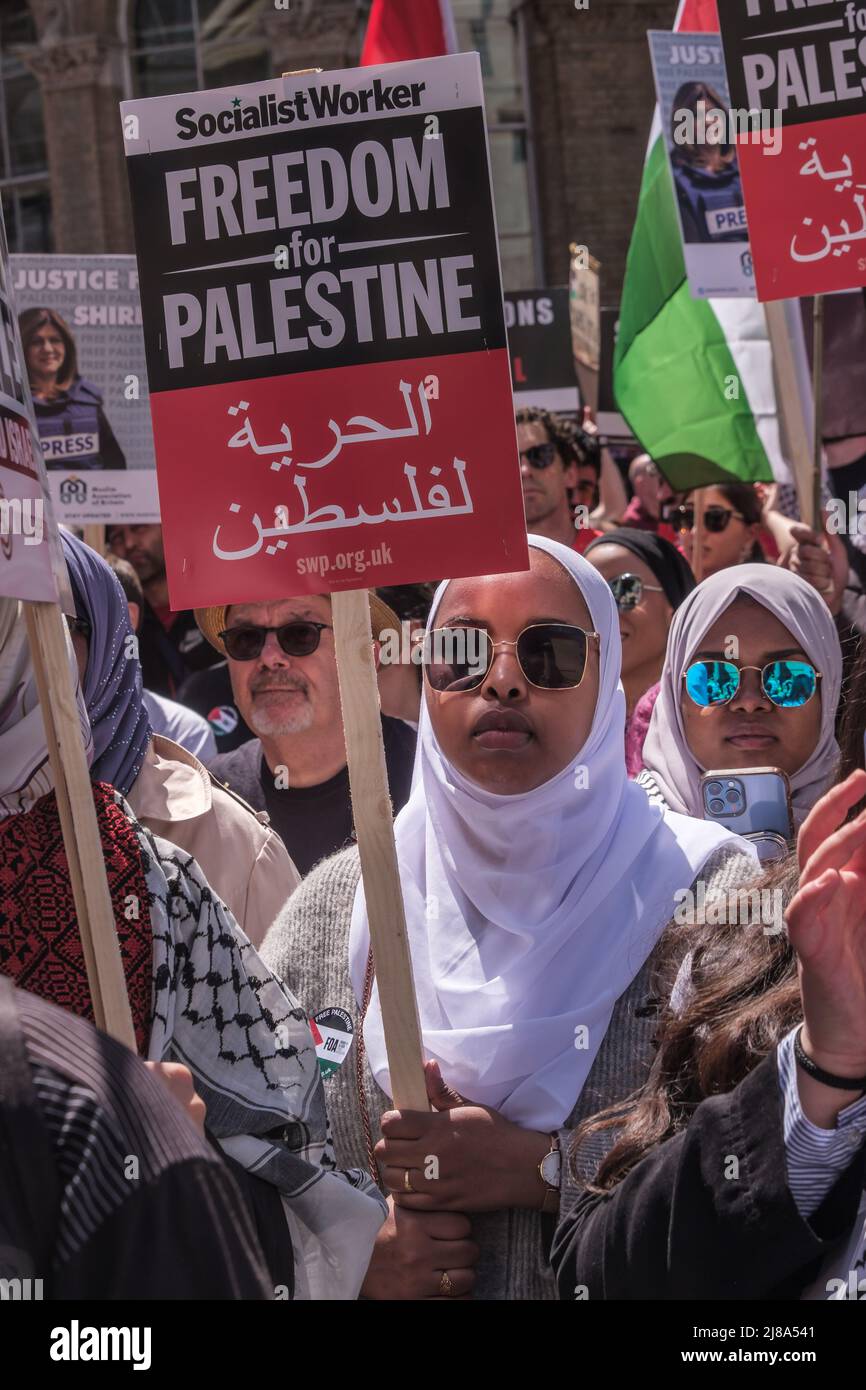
xmin=764 ymin=299 xmax=815 ymax=528
xmin=331 ymin=588 xmax=427 ymax=1111
xmin=280 ymin=71 xmax=424 ymax=1108
xmin=811 ymin=295 xmax=824 ymax=533
xmin=83 ymin=524 xmax=106 ymax=555
xmin=692 ymin=487 xmax=705 ymax=583
xmin=24 ymin=601 xmax=136 ymax=1048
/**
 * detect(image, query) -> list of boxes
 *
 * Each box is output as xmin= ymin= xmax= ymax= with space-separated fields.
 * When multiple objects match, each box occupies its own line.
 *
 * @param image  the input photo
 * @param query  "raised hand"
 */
xmin=786 ymin=770 xmax=866 ymax=1121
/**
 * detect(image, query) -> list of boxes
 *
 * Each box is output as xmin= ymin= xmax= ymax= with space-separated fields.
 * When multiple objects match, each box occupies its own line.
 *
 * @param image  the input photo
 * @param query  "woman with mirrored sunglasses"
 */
xmin=585 ymin=529 xmax=696 ymax=776
xmin=262 ymin=534 xmax=757 ymax=1301
xmin=638 ymin=565 xmax=843 ymax=829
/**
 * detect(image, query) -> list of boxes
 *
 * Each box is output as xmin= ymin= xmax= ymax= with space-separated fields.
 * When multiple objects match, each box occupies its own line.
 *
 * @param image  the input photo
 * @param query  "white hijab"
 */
xmin=349 ymin=535 xmax=749 ymax=1130
xmin=0 ymin=597 xmax=93 ymax=816
xmin=640 ymin=565 xmax=842 ymax=826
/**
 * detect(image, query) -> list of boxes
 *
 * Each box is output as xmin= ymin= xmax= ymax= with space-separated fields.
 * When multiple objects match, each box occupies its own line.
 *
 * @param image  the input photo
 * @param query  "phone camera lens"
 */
xmin=707 ymin=781 xmax=722 ymax=796
xmin=726 ymin=789 xmax=741 ymax=805
xmin=709 ymin=798 xmax=726 ymax=814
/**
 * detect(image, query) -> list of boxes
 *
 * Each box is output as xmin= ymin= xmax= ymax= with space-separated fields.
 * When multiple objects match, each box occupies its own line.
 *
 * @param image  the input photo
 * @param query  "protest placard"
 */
xmin=718 ymin=0 xmax=866 ymax=301
xmin=648 ymin=30 xmax=756 ymax=299
xmin=121 ymin=54 xmax=527 ymax=608
xmin=10 ymin=255 xmax=159 ymax=525
xmin=0 ymin=210 xmax=135 ymax=1048
xmin=0 ymin=224 xmax=68 ymax=604
xmin=122 ymin=54 xmax=528 ymax=1108
xmin=569 ymin=248 xmax=600 ymax=412
xmin=505 ymin=286 xmax=578 ymax=417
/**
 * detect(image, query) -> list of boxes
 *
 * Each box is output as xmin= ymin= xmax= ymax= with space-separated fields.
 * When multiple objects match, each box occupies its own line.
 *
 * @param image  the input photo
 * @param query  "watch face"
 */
xmin=541 ymin=1149 xmax=561 ymax=1186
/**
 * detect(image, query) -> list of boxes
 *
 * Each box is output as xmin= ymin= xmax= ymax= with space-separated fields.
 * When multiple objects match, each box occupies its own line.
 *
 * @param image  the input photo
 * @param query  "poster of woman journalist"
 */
xmin=648 ymin=31 xmax=758 ymax=299
xmin=10 ymin=256 xmax=160 ymax=524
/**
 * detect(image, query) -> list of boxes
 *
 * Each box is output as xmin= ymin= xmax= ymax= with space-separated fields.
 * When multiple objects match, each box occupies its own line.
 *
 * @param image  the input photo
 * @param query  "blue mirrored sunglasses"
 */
xmin=684 ymin=659 xmax=820 ymax=709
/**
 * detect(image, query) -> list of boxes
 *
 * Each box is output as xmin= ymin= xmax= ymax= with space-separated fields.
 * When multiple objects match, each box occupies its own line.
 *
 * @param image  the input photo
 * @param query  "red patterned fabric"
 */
xmin=0 ymin=782 xmax=153 ymax=1053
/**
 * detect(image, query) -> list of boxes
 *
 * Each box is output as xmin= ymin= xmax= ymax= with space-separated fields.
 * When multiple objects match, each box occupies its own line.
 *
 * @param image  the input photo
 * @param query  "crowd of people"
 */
xmin=3 ymin=402 xmax=866 ymax=1303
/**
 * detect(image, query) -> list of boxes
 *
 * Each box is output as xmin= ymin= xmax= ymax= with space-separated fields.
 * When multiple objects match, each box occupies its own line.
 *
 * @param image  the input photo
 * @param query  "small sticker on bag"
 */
xmin=311 ymin=1007 xmax=354 ymax=1078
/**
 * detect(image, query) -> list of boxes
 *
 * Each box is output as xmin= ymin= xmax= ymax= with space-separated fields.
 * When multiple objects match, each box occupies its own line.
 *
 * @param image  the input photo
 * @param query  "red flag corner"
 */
xmin=361 ymin=0 xmax=458 ymax=65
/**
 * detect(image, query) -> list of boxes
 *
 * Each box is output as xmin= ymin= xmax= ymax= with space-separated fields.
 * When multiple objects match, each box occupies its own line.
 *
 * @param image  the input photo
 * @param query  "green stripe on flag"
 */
xmin=614 ymin=136 xmax=773 ymax=492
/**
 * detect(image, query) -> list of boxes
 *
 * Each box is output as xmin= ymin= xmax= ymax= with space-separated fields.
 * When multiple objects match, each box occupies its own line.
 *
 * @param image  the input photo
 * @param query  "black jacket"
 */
xmin=551 ymin=1049 xmax=866 ymax=1300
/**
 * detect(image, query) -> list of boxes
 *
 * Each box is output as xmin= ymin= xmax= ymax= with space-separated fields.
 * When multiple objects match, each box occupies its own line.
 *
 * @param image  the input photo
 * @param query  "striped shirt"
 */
xmin=779 ymin=1026 xmax=866 ymax=1219
xmin=2 ymin=987 xmax=272 ymax=1299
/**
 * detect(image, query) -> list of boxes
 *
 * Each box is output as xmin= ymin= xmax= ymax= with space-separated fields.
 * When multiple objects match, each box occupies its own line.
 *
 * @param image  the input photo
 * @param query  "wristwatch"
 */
xmin=538 ymin=1132 xmax=562 ymax=1214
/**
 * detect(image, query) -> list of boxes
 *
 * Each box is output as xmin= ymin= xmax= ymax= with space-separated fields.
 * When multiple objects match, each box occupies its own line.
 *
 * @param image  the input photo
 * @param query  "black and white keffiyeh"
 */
xmin=124 ymin=797 xmax=385 ymax=1299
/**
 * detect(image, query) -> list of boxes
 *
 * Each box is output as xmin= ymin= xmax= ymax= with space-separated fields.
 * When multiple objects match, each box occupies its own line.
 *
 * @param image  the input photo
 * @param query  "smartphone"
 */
xmin=700 ymin=767 xmax=793 ymax=842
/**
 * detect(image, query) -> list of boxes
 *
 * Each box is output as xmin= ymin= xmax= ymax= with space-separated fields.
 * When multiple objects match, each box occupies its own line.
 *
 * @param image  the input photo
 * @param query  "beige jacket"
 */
xmin=127 ymin=735 xmax=300 ymax=948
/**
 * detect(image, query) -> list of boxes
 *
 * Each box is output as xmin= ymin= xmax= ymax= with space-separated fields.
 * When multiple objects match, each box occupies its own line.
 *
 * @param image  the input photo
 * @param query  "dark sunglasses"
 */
xmin=424 ymin=623 xmax=600 ymax=693
xmin=66 ymin=616 xmax=92 ymax=640
xmin=519 ymin=442 xmax=559 ymax=471
xmin=684 ymin=659 xmax=821 ymax=709
xmin=608 ymin=573 xmax=664 ymax=611
xmin=219 ymin=620 xmax=331 ymax=662
xmin=670 ymin=504 xmax=745 ymax=534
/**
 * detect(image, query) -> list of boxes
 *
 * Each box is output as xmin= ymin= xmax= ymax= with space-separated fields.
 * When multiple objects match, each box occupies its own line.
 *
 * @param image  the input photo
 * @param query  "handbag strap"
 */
xmin=355 ymin=946 xmax=383 ymax=1188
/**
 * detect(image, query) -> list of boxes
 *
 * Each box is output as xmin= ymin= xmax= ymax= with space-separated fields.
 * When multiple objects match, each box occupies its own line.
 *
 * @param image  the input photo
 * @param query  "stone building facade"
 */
xmin=0 ymin=0 xmax=677 ymax=299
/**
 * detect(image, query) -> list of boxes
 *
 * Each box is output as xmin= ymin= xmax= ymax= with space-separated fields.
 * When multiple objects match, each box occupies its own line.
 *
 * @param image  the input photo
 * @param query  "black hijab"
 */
xmin=584 ymin=528 xmax=696 ymax=610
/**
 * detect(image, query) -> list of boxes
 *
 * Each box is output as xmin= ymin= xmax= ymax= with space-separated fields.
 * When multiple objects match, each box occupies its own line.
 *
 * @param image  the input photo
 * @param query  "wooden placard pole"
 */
xmin=764 ymin=299 xmax=817 ymax=529
xmin=23 ymin=600 xmax=136 ymax=1049
xmin=811 ymin=295 xmax=825 ymax=533
xmin=692 ymin=487 xmax=705 ymax=583
xmin=331 ymin=588 xmax=428 ymax=1112
xmin=280 ymin=64 xmax=426 ymax=1110
xmin=83 ymin=524 xmax=106 ymax=555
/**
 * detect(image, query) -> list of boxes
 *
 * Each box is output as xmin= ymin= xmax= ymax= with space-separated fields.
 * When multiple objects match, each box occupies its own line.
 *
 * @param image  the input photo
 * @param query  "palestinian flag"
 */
xmin=614 ymin=0 xmax=787 ymax=491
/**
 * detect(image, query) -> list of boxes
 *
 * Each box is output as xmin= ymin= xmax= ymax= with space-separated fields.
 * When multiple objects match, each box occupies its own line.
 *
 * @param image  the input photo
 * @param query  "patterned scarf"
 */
xmin=0 ymin=780 xmax=153 ymax=1052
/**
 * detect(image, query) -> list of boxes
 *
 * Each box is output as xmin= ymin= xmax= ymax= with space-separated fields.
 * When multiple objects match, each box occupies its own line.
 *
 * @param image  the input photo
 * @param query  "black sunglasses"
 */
xmin=519 ymin=442 xmax=559 ymax=471
xmin=670 ymin=504 xmax=745 ymax=534
xmin=423 ymin=623 xmax=600 ymax=693
xmin=608 ymin=573 xmax=664 ymax=611
xmin=219 ymin=620 xmax=331 ymax=662
xmin=66 ymin=616 xmax=92 ymax=640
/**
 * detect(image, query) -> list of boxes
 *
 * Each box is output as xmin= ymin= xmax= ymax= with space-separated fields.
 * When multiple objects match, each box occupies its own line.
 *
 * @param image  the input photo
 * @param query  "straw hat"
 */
xmin=195 ymin=590 xmax=400 ymax=656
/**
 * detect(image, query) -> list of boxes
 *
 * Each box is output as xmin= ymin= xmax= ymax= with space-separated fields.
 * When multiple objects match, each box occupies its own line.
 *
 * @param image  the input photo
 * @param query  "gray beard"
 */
xmin=249 ymin=690 xmax=314 ymax=737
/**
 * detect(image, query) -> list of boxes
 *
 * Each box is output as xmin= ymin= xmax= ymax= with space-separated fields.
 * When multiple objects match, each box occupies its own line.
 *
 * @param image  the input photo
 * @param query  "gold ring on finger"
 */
xmin=439 ymin=1271 xmax=455 ymax=1297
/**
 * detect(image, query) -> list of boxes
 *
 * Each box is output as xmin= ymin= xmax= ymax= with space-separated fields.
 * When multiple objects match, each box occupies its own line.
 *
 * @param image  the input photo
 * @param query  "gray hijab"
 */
xmin=641 ymin=565 xmax=842 ymax=824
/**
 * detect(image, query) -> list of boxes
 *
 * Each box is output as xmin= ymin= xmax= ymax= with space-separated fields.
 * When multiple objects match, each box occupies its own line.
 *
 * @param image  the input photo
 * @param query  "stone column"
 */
xmin=22 ymin=32 xmax=133 ymax=254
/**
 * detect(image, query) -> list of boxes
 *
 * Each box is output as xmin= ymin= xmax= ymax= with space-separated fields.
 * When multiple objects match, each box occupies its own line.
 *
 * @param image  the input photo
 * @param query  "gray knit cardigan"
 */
xmin=261 ymin=842 xmax=757 ymax=1300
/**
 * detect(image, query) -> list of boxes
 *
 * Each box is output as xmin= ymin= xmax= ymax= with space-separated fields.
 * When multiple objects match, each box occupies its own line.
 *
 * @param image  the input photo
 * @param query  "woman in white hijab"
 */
xmin=638 ymin=565 xmax=843 ymax=827
xmin=262 ymin=535 xmax=757 ymax=1300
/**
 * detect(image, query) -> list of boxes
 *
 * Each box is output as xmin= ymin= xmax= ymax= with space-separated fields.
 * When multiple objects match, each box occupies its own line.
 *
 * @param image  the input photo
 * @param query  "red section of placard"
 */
xmin=737 ymin=113 xmax=866 ymax=302
xmin=151 ymin=348 xmax=528 ymax=608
